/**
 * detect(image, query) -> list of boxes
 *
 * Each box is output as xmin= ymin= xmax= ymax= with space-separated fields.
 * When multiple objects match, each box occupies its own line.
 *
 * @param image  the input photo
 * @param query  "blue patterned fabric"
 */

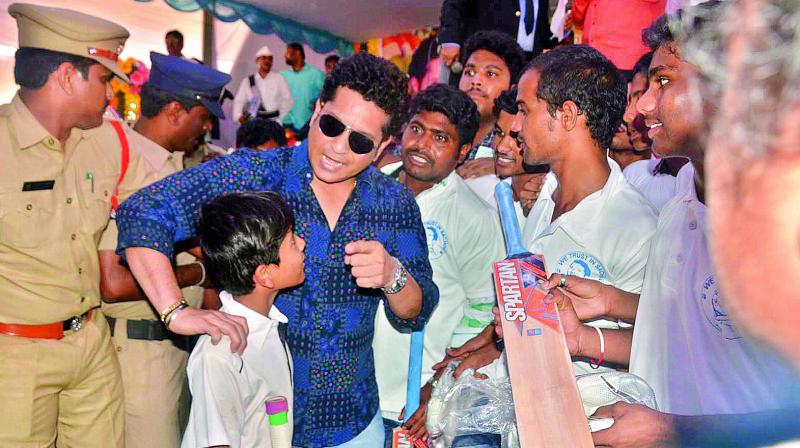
xmin=135 ymin=0 xmax=354 ymax=56
xmin=116 ymin=142 xmax=438 ymax=446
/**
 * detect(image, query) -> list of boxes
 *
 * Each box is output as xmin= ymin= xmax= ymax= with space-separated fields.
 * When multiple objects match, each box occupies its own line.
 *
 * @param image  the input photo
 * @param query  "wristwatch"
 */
xmin=381 ymin=257 xmax=408 ymax=295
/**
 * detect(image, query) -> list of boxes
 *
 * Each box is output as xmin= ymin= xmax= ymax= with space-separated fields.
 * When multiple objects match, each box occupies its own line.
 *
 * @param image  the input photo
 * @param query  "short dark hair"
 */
xmin=493 ymin=87 xmax=518 ymax=117
xmin=198 ymin=191 xmax=295 ymax=296
xmin=320 ymin=52 xmax=410 ymax=140
xmin=462 ymin=30 xmax=526 ymax=84
xmin=325 ymin=54 xmax=340 ymax=65
xmin=287 ymin=42 xmax=305 ymax=60
xmin=165 ymin=30 xmax=184 ymax=44
xmin=633 ymin=51 xmax=654 ymax=78
xmin=642 ymin=15 xmax=674 ymax=52
xmin=14 ymin=47 xmax=96 ymax=89
xmin=643 ymin=1 xmax=723 ymax=55
xmin=529 ymin=45 xmax=627 ymax=150
xmin=409 ymin=83 xmax=479 ymax=147
xmin=236 ymin=118 xmax=287 ymax=148
xmin=140 ymin=84 xmax=202 ymax=118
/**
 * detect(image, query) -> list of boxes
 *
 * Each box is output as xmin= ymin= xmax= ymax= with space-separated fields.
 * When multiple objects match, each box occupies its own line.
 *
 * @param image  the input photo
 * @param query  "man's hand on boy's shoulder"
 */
xmin=343 ymin=240 xmax=397 ymax=289
xmin=171 ymin=307 xmax=250 ymax=355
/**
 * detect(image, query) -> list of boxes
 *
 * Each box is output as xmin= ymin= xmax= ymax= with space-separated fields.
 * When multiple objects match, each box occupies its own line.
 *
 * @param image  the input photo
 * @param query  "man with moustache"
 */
xmin=620 ymin=51 xmax=684 ymax=211
xmin=374 ymin=83 xmax=505 ymax=447
xmin=546 ymin=7 xmax=800 ymax=446
xmin=115 ymin=53 xmax=438 ymax=446
xmin=97 ymin=52 xmax=230 ymax=448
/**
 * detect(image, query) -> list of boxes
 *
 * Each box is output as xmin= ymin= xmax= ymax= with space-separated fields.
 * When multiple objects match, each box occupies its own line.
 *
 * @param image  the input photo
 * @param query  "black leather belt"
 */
xmin=106 ymin=316 xmax=170 ymax=340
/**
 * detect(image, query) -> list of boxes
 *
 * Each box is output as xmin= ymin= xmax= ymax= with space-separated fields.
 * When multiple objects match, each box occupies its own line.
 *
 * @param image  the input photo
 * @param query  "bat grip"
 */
xmin=495 ymin=182 xmax=528 ymax=256
xmin=404 ymin=330 xmax=425 ymax=421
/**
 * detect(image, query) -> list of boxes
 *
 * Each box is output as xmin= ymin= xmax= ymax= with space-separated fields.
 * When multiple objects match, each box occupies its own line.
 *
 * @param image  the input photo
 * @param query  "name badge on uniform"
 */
xmin=22 ymin=180 xmax=55 ymax=191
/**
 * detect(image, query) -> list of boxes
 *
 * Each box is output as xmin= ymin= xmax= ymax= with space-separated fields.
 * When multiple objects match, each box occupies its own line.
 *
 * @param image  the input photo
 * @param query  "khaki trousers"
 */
xmin=0 ymin=310 xmax=124 ymax=447
xmin=110 ymin=318 xmax=189 ymax=448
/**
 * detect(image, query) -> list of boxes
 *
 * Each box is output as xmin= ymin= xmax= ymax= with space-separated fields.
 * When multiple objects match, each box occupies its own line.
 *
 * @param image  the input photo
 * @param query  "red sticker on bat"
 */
xmin=494 ymin=255 xmax=558 ymax=335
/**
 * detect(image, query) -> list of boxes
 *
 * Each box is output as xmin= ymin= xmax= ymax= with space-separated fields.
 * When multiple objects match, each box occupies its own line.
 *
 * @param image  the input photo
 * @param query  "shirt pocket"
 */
xmin=0 ymin=191 xmax=55 ymax=249
xmin=78 ymin=173 xmax=116 ymax=240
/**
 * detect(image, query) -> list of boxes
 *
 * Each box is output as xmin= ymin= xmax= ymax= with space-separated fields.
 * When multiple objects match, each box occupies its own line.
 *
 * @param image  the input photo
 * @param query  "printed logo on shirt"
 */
xmin=555 ymin=251 xmax=607 ymax=281
xmin=424 ymin=220 xmax=448 ymax=260
xmin=701 ymin=275 xmax=741 ymax=340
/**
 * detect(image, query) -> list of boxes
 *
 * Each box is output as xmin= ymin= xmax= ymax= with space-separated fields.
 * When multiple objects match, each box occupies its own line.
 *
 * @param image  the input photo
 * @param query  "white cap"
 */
xmin=255 ymin=45 xmax=272 ymax=58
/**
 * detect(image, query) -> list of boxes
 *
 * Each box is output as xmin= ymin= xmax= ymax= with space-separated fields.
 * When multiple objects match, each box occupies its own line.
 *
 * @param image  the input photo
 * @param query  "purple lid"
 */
xmin=265 ymin=396 xmax=288 ymax=414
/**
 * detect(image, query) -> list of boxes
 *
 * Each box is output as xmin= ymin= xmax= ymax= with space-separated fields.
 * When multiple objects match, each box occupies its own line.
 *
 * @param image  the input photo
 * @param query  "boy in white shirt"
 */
xmin=182 ymin=191 xmax=306 ymax=448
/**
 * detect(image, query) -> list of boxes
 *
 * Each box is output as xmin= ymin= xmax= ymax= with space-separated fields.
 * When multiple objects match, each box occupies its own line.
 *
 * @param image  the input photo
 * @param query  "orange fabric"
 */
xmin=0 ymin=310 xmax=93 ymax=339
xmin=572 ymin=0 xmax=666 ymax=70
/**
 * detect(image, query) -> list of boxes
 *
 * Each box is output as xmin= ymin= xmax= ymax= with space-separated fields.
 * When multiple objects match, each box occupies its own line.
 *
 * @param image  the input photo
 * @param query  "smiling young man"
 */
xmin=374 ymin=84 xmax=505 ymax=446
xmin=115 ymin=53 xmax=438 ymax=447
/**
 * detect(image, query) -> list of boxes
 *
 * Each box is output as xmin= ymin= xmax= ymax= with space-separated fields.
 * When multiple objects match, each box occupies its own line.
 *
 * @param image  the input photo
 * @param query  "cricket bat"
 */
xmin=493 ymin=182 xmax=593 ymax=447
xmin=392 ymin=330 xmax=427 ymax=448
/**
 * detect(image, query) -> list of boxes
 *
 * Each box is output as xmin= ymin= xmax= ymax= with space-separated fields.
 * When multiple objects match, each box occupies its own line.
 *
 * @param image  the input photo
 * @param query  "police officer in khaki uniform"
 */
xmin=97 ymin=52 xmax=230 ymax=448
xmin=0 ymin=4 xmax=155 ymax=446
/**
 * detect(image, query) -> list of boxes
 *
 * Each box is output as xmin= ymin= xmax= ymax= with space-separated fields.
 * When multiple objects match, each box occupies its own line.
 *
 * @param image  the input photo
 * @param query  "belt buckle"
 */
xmin=68 ymin=315 xmax=85 ymax=333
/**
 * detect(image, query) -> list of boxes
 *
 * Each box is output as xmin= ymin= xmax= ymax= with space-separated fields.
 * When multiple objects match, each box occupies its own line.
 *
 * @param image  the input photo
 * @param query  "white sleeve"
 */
xmin=277 ymin=74 xmax=294 ymax=122
xmin=232 ymin=78 xmax=251 ymax=124
xmin=186 ymin=352 xmax=246 ymax=448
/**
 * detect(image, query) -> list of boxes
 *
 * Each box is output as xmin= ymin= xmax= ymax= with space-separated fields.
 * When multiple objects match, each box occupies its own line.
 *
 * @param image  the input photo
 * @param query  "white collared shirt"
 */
xmin=464 ymin=174 xmax=527 ymax=226
xmin=232 ymin=72 xmax=294 ymax=123
xmin=373 ymin=168 xmax=506 ymax=420
xmin=623 ymin=155 xmax=679 ymax=212
xmin=522 ymin=159 xmax=657 ymax=373
xmin=630 ymin=163 xmax=800 ymax=415
xmin=182 ymin=292 xmax=293 ymax=448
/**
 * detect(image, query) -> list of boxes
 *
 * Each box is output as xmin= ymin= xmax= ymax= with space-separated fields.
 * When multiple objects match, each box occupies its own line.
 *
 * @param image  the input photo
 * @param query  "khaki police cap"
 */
xmin=9 ymin=3 xmax=131 ymax=82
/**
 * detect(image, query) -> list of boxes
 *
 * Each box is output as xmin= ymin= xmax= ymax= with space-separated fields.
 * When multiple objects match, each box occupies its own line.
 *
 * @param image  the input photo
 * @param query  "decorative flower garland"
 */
xmin=110 ymin=57 xmax=150 ymax=123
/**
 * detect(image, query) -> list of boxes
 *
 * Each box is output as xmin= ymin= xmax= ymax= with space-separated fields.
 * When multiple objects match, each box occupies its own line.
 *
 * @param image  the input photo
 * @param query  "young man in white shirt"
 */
xmin=515 ymin=44 xmax=658 ymax=374
xmin=547 ymin=8 xmax=800 ymax=447
xmin=374 ymin=84 xmax=506 ymax=446
xmin=232 ymin=45 xmax=294 ymax=125
xmin=183 ymin=191 xmax=306 ymax=448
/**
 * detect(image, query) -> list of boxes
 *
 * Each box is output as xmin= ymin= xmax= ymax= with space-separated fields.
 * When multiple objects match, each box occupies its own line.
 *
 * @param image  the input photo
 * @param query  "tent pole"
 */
xmin=202 ymin=9 xmax=214 ymax=67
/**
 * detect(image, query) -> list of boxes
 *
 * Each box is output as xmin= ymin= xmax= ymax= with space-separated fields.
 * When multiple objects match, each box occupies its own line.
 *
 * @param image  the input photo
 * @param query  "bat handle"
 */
xmin=495 ymin=182 xmax=528 ymax=256
xmin=404 ymin=330 xmax=425 ymax=421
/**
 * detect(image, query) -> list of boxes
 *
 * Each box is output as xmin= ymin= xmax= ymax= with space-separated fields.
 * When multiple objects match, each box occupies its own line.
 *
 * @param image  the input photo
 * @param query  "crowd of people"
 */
xmin=2 ymin=1 xmax=800 ymax=448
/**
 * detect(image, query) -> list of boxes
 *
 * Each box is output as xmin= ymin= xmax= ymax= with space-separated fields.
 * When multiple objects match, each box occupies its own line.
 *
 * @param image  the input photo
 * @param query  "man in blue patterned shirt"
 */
xmin=115 ymin=53 xmax=439 ymax=447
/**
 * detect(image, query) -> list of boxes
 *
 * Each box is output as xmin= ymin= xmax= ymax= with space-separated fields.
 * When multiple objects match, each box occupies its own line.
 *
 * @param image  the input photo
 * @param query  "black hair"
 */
xmin=325 ymin=54 xmax=340 ymax=65
xmin=198 ymin=191 xmax=295 ymax=296
xmin=140 ymin=84 xmax=202 ymax=118
xmin=461 ymin=30 xmax=526 ymax=84
xmin=320 ymin=52 xmax=409 ymax=140
xmin=165 ymin=30 xmax=184 ymax=44
xmin=409 ymin=83 xmax=479 ymax=147
xmin=642 ymin=15 xmax=674 ymax=52
xmin=236 ymin=118 xmax=287 ymax=148
xmin=633 ymin=51 xmax=654 ymax=78
xmin=493 ymin=87 xmax=518 ymax=117
xmin=527 ymin=45 xmax=627 ymax=150
xmin=14 ymin=47 xmax=96 ymax=89
xmin=287 ymin=42 xmax=305 ymax=60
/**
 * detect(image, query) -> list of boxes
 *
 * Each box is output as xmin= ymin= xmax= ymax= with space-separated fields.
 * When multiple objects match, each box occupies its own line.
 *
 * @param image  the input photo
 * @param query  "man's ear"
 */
xmin=253 ymin=264 xmax=276 ymax=290
xmin=165 ymin=101 xmax=185 ymax=126
xmin=55 ymin=62 xmax=78 ymax=96
xmin=559 ymin=100 xmax=580 ymax=132
xmin=457 ymin=143 xmax=472 ymax=163
xmin=373 ymin=137 xmax=393 ymax=162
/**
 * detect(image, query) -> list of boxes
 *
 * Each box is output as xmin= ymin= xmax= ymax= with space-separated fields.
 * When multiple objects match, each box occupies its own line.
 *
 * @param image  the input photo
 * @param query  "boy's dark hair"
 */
xmin=526 ymin=45 xmax=627 ymax=150
xmin=198 ymin=191 xmax=295 ymax=296
xmin=140 ymin=84 xmax=203 ymax=118
xmin=14 ymin=47 xmax=96 ymax=89
xmin=493 ymin=87 xmax=518 ymax=117
xmin=320 ymin=52 xmax=409 ymax=140
xmin=325 ymin=54 xmax=340 ymax=65
xmin=165 ymin=30 xmax=184 ymax=44
xmin=287 ymin=42 xmax=305 ymax=60
xmin=642 ymin=1 xmax=723 ymax=54
xmin=461 ymin=30 xmax=526 ymax=84
xmin=409 ymin=83 xmax=479 ymax=147
xmin=236 ymin=118 xmax=287 ymax=148
xmin=633 ymin=51 xmax=654 ymax=78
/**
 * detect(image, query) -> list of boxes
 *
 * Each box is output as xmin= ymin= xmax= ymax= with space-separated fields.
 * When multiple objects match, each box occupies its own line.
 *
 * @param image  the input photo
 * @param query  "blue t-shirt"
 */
xmin=281 ymin=65 xmax=325 ymax=129
xmin=116 ymin=143 xmax=439 ymax=446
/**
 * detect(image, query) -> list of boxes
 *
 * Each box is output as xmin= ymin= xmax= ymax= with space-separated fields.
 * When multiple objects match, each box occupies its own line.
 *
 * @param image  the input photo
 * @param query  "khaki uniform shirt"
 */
xmin=99 ymin=128 xmax=203 ymax=320
xmin=0 ymin=94 xmax=149 ymax=324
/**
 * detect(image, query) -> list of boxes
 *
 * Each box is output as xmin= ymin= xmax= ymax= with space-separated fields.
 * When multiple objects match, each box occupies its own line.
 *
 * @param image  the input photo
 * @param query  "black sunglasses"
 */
xmin=318 ymin=114 xmax=376 ymax=154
